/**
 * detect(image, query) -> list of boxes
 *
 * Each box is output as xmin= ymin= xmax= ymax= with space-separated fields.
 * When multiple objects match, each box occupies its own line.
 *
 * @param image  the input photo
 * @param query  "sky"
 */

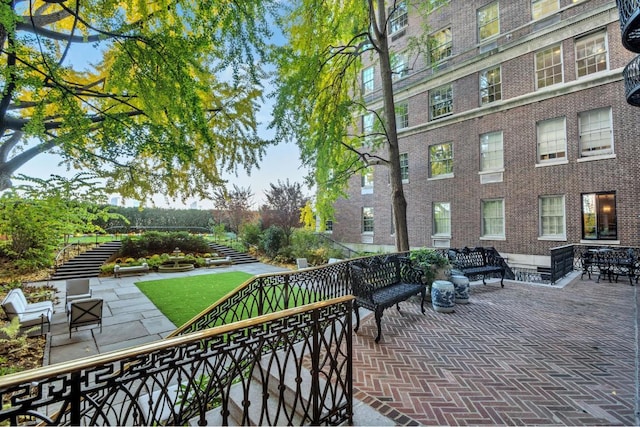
xmin=12 ymin=9 xmax=311 ymax=211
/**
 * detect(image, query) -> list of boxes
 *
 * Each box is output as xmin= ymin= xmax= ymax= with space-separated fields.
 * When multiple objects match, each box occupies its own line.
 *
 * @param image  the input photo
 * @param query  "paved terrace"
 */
xmin=41 ymin=265 xmax=639 ymax=426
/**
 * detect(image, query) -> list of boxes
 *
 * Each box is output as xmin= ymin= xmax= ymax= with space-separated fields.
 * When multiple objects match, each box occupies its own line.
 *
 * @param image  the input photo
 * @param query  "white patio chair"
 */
xmin=65 ymin=278 xmax=92 ymax=312
xmin=68 ymin=298 xmax=103 ymax=338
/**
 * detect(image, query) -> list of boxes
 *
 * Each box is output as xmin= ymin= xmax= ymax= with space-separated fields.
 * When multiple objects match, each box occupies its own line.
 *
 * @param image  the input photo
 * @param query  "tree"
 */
xmin=0 ymin=0 xmax=276 ymax=204
xmin=272 ymin=0 xmax=430 ymax=251
xmin=261 ymin=179 xmax=309 ymax=244
xmin=212 ymin=184 xmax=254 ymax=233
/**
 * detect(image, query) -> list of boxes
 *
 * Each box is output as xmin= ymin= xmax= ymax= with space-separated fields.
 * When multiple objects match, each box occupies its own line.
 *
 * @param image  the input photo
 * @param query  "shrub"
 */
xmin=261 ymin=226 xmax=285 ymax=258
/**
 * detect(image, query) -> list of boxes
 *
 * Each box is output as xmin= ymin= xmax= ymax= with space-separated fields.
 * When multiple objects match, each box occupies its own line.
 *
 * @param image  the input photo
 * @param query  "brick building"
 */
xmin=329 ymin=0 xmax=640 ymax=269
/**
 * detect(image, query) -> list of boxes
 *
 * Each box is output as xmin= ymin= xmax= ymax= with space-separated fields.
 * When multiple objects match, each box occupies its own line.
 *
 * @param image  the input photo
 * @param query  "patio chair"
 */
xmin=296 ymin=258 xmax=309 ymax=269
xmin=68 ymin=298 xmax=103 ymax=338
xmin=65 ymin=278 xmax=92 ymax=312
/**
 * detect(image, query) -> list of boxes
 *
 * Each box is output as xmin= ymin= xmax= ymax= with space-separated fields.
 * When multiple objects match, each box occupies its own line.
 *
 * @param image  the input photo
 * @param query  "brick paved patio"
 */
xmin=351 ymin=276 xmax=638 ymax=426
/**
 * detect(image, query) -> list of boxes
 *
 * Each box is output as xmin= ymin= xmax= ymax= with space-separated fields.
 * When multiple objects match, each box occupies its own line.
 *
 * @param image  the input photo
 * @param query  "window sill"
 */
xmin=480 ymin=236 xmax=506 ymax=241
xmin=428 ymin=173 xmax=454 ymax=181
xmin=538 ymin=236 xmax=566 ymax=242
xmin=535 ymin=159 xmax=569 ymax=168
xmin=577 ymin=153 xmax=616 ymax=163
xmin=580 ymin=239 xmax=620 ymax=245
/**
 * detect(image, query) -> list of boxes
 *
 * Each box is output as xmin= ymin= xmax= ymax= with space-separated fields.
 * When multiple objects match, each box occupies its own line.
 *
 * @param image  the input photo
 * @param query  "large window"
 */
xmin=537 ymin=117 xmax=566 ymax=163
xmin=582 ymin=192 xmax=617 ymax=240
xmin=362 ymin=207 xmax=374 ymax=233
xmin=400 ymin=152 xmax=409 ymax=182
xmin=579 ymin=107 xmax=613 ymax=157
xmin=395 ymin=103 xmax=408 ymax=129
xmin=540 ymin=195 xmax=565 ymax=239
xmin=430 ymin=83 xmax=452 ymax=119
xmin=362 ymin=112 xmax=376 ymax=144
xmin=362 ymin=66 xmax=374 ymax=94
xmin=429 ymin=27 xmax=452 ymax=63
xmin=433 ymin=202 xmax=451 ymax=236
xmin=532 ymin=0 xmax=559 ymax=20
xmin=429 ymin=142 xmax=453 ymax=178
xmin=478 ymin=2 xmax=499 ymax=42
xmin=575 ymin=32 xmax=608 ymax=78
xmin=389 ymin=1 xmax=408 ymax=35
xmin=391 ymin=52 xmax=409 ymax=80
xmin=480 ymin=66 xmax=502 ymax=105
xmin=361 ymin=167 xmax=374 ymax=190
xmin=482 ymin=199 xmax=505 ymax=238
xmin=480 ymin=131 xmax=503 ymax=171
xmin=535 ymin=44 xmax=563 ymax=89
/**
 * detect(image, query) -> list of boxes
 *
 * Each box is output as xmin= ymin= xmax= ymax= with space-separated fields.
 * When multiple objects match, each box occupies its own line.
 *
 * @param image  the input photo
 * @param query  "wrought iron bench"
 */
xmin=448 ymin=247 xmax=506 ymax=288
xmin=349 ymin=255 xmax=426 ymax=343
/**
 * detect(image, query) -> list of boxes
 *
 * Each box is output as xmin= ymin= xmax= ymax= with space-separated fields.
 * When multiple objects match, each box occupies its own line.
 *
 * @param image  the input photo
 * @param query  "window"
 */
xmin=362 ymin=66 xmax=374 ymax=94
xmin=395 ymin=103 xmax=408 ymax=129
xmin=579 ymin=107 xmax=613 ymax=157
xmin=429 ymin=27 xmax=452 ymax=63
xmin=535 ymin=44 xmax=563 ymax=89
xmin=325 ymin=220 xmax=333 ymax=232
xmin=540 ymin=195 xmax=565 ymax=239
xmin=582 ymin=192 xmax=617 ymax=240
xmin=478 ymin=2 xmax=499 ymax=42
xmin=428 ymin=0 xmax=449 ymax=10
xmin=433 ymin=202 xmax=451 ymax=236
xmin=480 ymin=131 xmax=503 ymax=171
xmin=429 ymin=142 xmax=453 ymax=177
xmin=389 ymin=1 xmax=408 ymax=35
xmin=537 ymin=117 xmax=566 ymax=163
xmin=362 ymin=207 xmax=374 ymax=233
xmin=391 ymin=52 xmax=409 ymax=80
xmin=400 ymin=153 xmax=409 ymax=182
xmin=361 ymin=167 xmax=374 ymax=189
xmin=479 ymin=66 xmax=502 ymax=105
xmin=482 ymin=199 xmax=505 ymax=238
xmin=430 ymin=83 xmax=452 ymax=119
xmin=362 ymin=112 xmax=375 ymax=144
xmin=575 ymin=32 xmax=608 ymax=78
xmin=532 ymin=0 xmax=559 ymax=20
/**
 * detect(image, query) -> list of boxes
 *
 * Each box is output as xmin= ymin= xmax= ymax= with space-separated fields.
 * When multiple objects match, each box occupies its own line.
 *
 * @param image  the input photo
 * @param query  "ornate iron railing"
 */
xmin=616 ymin=0 xmax=640 ymax=52
xmin=0 ymin=298 xmax=353 ymax=426
xmin=623 ymin=55 xmax=640 ymax=106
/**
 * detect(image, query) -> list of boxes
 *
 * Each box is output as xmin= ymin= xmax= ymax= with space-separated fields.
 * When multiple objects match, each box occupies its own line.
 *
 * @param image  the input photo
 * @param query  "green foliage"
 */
xmin=290 ymin=228 xmax=344 ymax=264
xmin=97 ymin=206 xmax=213 ymax=234
xmin=261 ymin=226 xmax=286 ymax=258
xmin=409 ymin=248 xmax=450 ymax=284
xmin=239 ymin=222 xmax=263 ymax=247
xmin=117 ymin=232 xmax=210 ymax=258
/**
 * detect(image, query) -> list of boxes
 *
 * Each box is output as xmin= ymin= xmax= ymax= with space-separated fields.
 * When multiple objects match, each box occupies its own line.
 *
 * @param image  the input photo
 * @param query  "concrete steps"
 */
xmin=208 ymin=243 xmax=258 ymax=265
xmin=50 ymin=241 xmax=121 ymax=281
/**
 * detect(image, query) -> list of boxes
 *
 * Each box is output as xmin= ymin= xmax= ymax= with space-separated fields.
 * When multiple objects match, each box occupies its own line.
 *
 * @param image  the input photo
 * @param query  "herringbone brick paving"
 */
xmin=351 ymin=276 xmax=637 ymax=425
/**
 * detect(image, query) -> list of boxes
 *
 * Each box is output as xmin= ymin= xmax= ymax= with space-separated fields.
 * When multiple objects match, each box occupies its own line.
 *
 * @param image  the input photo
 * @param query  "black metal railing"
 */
xmin=623 ymin=55 xmax=640 ymax=106
xmin=0 ymin=298 xmax=353 ymax=426
xmin=616 ymin=0 xmax=640 ymax=52
xmin=549 ymin=244 xmax=575 ymax=284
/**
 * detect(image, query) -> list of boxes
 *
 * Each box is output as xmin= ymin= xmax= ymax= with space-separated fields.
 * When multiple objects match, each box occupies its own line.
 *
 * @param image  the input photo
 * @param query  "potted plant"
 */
xmin=408 ymin=248 xmax=450 ymax=291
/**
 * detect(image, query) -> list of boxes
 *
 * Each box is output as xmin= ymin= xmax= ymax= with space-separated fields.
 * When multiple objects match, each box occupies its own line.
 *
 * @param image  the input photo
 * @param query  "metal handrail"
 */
xmin=616 ymin=0 xmax=640 ymax=52
xmin=0 ymin=297 xmax=354 ymax=426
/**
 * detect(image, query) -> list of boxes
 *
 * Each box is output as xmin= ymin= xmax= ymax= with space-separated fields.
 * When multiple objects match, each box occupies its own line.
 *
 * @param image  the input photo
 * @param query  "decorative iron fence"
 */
xmin=0 ymin=298 xmax=353 ymax=426
xmin=549 ymin=244 xmax=575 ymax=284
xmin=616 ymin=0 xmax=640 ymax=52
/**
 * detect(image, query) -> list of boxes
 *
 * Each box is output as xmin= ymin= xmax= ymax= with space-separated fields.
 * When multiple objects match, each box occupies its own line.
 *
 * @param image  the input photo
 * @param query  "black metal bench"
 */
xmin=349 ymin=255 xmax=426 ymax=343
xmin=448 ymin=247 xmax=506 ymax=288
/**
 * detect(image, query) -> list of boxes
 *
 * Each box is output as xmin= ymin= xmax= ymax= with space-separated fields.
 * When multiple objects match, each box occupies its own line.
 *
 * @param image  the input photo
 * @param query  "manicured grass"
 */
xmin=136 ymin=272 xmax=253 ymax=327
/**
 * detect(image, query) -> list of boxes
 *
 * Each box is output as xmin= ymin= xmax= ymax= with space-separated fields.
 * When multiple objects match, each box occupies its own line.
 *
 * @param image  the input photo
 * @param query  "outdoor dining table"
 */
xmin=586 ymin=247 xmax=637 ymax=285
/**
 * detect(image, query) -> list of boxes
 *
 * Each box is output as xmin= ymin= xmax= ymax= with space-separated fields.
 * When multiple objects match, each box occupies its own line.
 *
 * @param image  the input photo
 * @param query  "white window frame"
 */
xmin=539 ymin=195 xmax=566 ymax=240
xmin=479 ymin=131 xmax=504 ymax=172
xmin=362 ymin=66 xmax=374 ymax=94
xmin=362 ymin=207 xmax=374 ymax=234
xmin=395 ymin=102 xmax=408 ymax=129
xmin=433 ymin=202 xmax=451 ymax=237
xmin=430 ymin=83 xmax=452 ymax=120
xmin=481 ymin=199 xmax=505 ymax=239
xmin=361 ymin=167 xmax=374 ymax=195
xmin=391 ymin=52 xmax=409 ymax=81
xmin=575 ymin=31 xmax=608 ymax=78
xmin=480 ymin=66 xmax=502 ymax=105
xmin=532 ymin=0 xmax=559 ymax=20
xmin=579 ymin=107 xmax=613 ymax=158
xmin=429 ymin=142 xmax=453 ymax=178
xmin=536 ymin=117 xmax=567 ymax=164
xmin=400 ymin=152 xmax=409 ymax=183
xmin=429 ymin=27 xmax=452 ymax=64
xmin=389 ymin=1 xmax=408 ymax=35
xmin=535 ymin=44 xmax=563 ymax=89
xmin=478 ymin=2 xmax=499 ymax=42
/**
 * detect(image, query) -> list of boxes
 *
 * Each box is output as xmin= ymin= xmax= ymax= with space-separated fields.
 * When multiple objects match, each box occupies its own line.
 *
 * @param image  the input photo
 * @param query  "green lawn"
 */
xmin=136 ymin=272 xmax=253 ymax=327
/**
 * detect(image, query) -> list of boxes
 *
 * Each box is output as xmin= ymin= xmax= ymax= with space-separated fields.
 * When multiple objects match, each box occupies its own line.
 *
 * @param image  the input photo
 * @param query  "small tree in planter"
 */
xmin=409 ymin=248 xmax=450 ymax=292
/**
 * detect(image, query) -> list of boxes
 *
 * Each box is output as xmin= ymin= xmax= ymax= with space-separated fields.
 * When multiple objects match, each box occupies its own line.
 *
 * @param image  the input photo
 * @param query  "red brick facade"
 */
xmin=331 ymin=0 xmax=639 ymax=265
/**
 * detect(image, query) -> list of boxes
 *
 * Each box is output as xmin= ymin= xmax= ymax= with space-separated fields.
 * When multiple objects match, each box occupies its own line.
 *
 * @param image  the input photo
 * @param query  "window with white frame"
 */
xmin=389 ymin=1 xmax=408 ymax=35
xmin=481 ymin=199 xmax=505 ymax=238
xmin=539 ymin=195 xmax=565 ymax=239
xmin=537 ymin=117 xmax=566 ymax=163
xmin=361 ymin=167 xmax=374 ymax=189
xmin=395 ymin=103 xmax=408 ymax=129
xmin=362 ymin=112 xmax=375 ymax=144
xmin=391 ymin=52 xmax=409 ymax=80
xmin=579 ymin=107 xmax=613 ymax=157
xmin=433 ymin=202 xmax=451 ymax=236
xmin=430 ymin=83 xmax=452 ymax=119
xmin=400 ymin=153 xmax=409 ymax=182
xmin=362 ymin=207 xmax=374 ymax=233
xmin=532 ymin=0 xmax=559 ymax=20
xmin=479 ymin=66 xmax=502 ymax=105
xmin=480 ymin=131 xmax=503 ymax=172
xmin=428 ymin=0 xmax=449 ymax=10
xmin=575 ymin=31 xmax=608 ymax=78
xmin=429 ymin=142 xmax=453 ymax=177
xmin=362 ymin=66 xmax=374 ymax=94
xmin=429 ymin=27 xmax=452 ymax=63
xmin=535 ymin=44 xmax=563 ymax=89
xmin=478 ymin=2 xmax=499 ymax=42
